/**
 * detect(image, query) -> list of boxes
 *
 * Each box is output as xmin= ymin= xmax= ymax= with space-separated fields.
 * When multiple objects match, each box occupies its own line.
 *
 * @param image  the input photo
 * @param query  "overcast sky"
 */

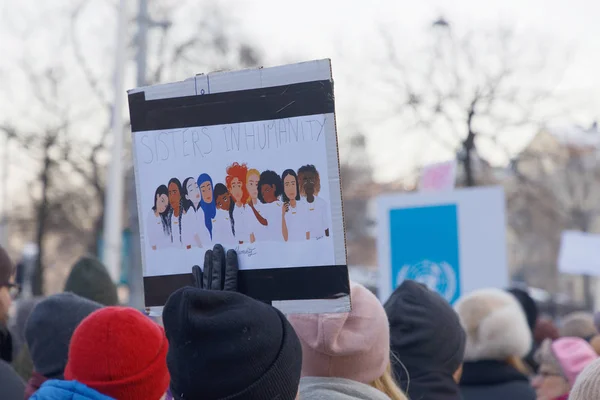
xmin=1 ymin=0 xmax=599 ymax=185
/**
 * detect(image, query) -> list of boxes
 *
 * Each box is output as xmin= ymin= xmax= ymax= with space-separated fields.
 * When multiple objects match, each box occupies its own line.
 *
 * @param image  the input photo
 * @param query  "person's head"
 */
xmin=197 ymin=173 xmax=214 ymax=205
xmin=560 ymin=312 xmax=598 ymax=340
xmin=454 ymin=288 xmax=532 ymax=366
xmin=162 ymin=287 xmax=302 ymax=400
xmin=64 ymin=256 xmax=119 ymax=306
xmin=297 ymin=165 xmax=321 ymax=197
xmin=213 ymin=183 xmax=232 ymax=211
xmin=153 ymin=185 xmax=170 ymax=214
xmin=535 ymin=318 xmax=560 ymax=345
xmin=282 ymin=169 xmax=300 ymax=203
xmin=226 ymin=163 xmax=249 ymax=204
xmin=65 ymin=307 xmax=169 ymax=400
xmin=384 ymin=280 xmax=466 ymax=397
xmin=289 ymin=282 xmax=399 ymax=398
xmin=533 ymin=337 xmax=598 ymax=399
xmin=507 ymin=287 xmax=539 ymax=333
xmin=246 ymin=169 xmax=260 ymax=201
xmin=0 ymin=245 xmax=16 ymax=325
xmin=182 ymin=177 xmax=200 ymax=209
xmin=25 ymin=293 xmax=102 ymax=380
xmin=570 ymin=357 xmax=600 ymax=400
xmin=258 ymin=170 xmax=283 ymax=204
xmin=168 ymin=178 xmax=183 ymax=211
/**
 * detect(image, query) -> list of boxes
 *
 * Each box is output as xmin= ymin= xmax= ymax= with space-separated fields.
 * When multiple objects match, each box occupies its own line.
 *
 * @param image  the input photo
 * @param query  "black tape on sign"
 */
xmin=143 ymin=265 xmax=350 ymax=308
xmin=128 ymin=80 xmax=335 ymax=133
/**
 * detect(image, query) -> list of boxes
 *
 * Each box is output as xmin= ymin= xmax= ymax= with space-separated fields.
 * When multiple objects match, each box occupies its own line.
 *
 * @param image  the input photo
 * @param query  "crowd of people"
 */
xmin=2 ymin=243 xmax=600 ymax=399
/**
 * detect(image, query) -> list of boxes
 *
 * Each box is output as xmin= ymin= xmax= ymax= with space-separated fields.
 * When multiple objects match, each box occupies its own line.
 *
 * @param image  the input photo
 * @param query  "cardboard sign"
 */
xmin=419 ymin=160 xmax=457 ymax=192
xmin=128 ymin=60 xmax=350 ymax=315
xmin=558 ymin=230 xmax=600 ymax=276
xmin=377 ymin=186 xmax=508 ymax=303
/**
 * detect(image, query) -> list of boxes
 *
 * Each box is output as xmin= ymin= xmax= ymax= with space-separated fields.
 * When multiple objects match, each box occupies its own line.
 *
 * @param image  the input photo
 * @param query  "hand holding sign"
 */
xmin=192 ymin=244 xmax=239 ymax=291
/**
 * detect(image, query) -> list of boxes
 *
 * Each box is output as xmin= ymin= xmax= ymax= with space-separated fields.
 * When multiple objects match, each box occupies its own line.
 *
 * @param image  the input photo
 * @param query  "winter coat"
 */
xmin=460 ymin=360 xmax=535 ymax=400
xmin=0 ymin=359 xmax=25 ymax=400
xmin=30 ymin=380 xmax=114 ymax=400
xmin=299 ymin=376 xmax=391 ymax=400
xmin=0 ymin=323 xmax=13 ymax=363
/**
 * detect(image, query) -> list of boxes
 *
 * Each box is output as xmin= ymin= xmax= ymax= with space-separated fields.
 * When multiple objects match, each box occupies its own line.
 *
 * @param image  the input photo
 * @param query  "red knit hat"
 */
xmin=65 ymin=307 xmax=169 ymax=400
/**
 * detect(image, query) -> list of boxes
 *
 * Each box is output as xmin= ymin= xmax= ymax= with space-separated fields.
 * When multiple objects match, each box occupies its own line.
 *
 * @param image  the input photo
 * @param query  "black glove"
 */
xmin=192 ymin=244 xmax=238 ymax=291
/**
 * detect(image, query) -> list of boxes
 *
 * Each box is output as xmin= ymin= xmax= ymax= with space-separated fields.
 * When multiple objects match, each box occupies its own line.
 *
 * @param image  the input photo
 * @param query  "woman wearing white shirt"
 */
xmin=258 ymin=170 xmax=285 ymax=242
xmin=226 ymin=162 xmax=251 ymax=244
xmin=147 ymin=185 xmax=172 ymax=250
xmin=298 ymin=164 xmax=330 ymax=240
xmin=245 ymin=168 xmax=268 ymax=242
xmin=182 ymin=177 xmax=211 ymax=248
xmin=281 ymin=169 xmax=309 ymax=241
xmin=211 ymin=183 xmax=236 ymax=245
xmin=167 ymin=178 xmax=186 ymax=248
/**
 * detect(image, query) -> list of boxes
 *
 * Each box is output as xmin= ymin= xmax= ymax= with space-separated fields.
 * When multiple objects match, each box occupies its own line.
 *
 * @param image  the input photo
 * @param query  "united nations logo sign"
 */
xmin=396 ymin=260 xmax=457 ymax=302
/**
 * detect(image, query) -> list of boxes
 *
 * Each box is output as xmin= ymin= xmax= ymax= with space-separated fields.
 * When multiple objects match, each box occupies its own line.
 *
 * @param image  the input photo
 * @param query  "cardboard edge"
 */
xmin=148 ymin=295 xmax=352 ymax=317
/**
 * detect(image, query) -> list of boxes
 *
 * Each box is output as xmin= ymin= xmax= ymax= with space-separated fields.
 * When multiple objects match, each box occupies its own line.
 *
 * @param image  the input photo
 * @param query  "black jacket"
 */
xmin=0 ymin=325 xmax=13 ymax=363
xmin=460 ymin=360 xmax=535 ymax=400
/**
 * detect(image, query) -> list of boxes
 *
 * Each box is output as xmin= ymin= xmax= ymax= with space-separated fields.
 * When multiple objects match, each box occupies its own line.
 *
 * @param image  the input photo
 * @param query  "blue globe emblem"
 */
xmin=396 ymin=260 xmax=457 ymax=302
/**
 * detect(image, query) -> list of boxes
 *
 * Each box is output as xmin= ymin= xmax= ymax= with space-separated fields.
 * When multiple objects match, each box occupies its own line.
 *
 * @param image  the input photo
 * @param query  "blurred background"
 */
xmin=1 ymin=0 xmax=600 ymax=313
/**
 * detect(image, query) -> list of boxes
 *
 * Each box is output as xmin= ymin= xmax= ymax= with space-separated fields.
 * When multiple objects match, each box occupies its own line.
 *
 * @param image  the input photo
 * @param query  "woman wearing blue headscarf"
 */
xmin=197 ymin=173 xmax=217 ymax=239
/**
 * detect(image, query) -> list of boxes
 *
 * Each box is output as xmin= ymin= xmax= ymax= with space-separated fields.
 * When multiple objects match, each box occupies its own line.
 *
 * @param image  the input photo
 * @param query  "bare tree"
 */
xmin=377 ymin=17 xmax=569 ymax=186
xmin=2 ymin=0 xmax=263 ymax=294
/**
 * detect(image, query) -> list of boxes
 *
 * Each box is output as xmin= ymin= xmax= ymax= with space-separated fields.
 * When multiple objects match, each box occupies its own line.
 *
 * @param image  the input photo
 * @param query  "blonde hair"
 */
xmin=370 ymin=364 xmax=408 ymax=400
xmin=506 ymin=355 xmax=532 ymax=376
xmin=246 ymin=168 xmax=260 ymax=204
xmin=246 ymin=168 xmax=260 ymax=183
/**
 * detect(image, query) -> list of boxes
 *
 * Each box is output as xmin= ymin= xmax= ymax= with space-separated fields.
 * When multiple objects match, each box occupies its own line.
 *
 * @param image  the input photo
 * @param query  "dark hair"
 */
xmin=152 ymin=185 xmax=172 ymax=237
xmin=182 ymin=177 xmax=196 ymax=212
xmin=168 ymin=178 xmax=184 ymax=244
xmin=281 ymin=169 xmax=300 ymax=202
xmin=213 ymin=183 xmax=235 ymax=237
xmin=258 ymin=170 xmax=283 ymax=204
xmin=297 ymin=164 xmax=321 ymax=196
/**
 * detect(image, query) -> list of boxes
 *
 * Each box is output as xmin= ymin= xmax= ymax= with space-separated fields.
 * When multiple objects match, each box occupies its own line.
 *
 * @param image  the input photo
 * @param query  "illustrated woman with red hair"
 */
xmin=226 ymin=162 xmax=251 ymax=244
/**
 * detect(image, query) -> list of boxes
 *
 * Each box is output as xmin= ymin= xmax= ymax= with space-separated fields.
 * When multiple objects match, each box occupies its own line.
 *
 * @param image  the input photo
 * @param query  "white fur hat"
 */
xmin=454 ymin=288 xmax=532 ymax=362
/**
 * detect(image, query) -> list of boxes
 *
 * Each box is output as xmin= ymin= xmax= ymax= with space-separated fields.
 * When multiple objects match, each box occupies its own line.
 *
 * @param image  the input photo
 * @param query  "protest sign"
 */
xmin=128 ymin=59 xmax=350 ymax=315
xmin=419 ymin=160 xmax=457 ymax=192
xmin=377 ymin=186 xmax=507 ymax=303
xmin=558 ymin=230 xmax=600 ymax=276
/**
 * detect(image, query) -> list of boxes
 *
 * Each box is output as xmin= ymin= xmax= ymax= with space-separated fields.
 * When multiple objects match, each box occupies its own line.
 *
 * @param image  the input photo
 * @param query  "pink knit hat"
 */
xmin=535 ymin=337 xmax=598 ymax=386
xmin=287 ymin=282 xmax=390 ymax=384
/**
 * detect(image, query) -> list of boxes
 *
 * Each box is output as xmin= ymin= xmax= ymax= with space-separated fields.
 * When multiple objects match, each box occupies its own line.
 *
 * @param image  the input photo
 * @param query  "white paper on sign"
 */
xmin=128 ymin=59 xmax=350 ymax=315
xmin=558 ymin=230 xmax=600 ymax=276
xmin=419 ymin=160 xmax=457 ymax=192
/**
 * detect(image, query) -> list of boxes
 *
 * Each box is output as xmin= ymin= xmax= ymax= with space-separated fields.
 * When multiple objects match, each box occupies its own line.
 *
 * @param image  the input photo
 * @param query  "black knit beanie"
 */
xmin=64 ymin=256 xmax=119 ymax=306
xmin=25 ymin=293 xmax=102 ymax=378
xmin=385 ymin=280 xmax=466 ymax=400
xmin=163 ymin=287 xmax=302 ymax=400
xmin=507 ymin=287 xmax=538 ymax=332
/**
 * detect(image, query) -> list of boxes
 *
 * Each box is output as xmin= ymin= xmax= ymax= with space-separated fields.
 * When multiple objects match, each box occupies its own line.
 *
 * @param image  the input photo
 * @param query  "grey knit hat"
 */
xmin=64 ymin=256 xmax=119 ymax=306
xmin=25 ymin=293 xmax=102 ymax=378
xmin=559 ymin=312 xmax=598 ymax=339
xmin=571 ymin=357 xmax=600 ymax=400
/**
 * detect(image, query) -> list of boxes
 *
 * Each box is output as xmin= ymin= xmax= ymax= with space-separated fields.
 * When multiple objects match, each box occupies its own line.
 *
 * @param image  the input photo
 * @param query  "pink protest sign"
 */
xmin=419 ymin=160 xmax=457 ymax=192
